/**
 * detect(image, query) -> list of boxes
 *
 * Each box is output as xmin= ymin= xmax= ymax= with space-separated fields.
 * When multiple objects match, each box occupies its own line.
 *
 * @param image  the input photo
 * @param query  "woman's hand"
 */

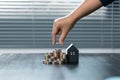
xmin=52 ymin=0 xmax=102 ymax=45
xmin=52 ymin=16 xmax=74 ymax=45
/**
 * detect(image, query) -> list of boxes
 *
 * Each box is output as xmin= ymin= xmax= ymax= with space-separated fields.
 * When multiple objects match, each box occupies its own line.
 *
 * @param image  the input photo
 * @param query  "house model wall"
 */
xmin=66 ymin=43 xmax=79 ymax=64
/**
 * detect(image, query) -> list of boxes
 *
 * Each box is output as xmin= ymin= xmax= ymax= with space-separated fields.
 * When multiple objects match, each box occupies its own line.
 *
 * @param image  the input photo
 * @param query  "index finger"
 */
xmin=52 ymin=26 xmax=58 ymax=45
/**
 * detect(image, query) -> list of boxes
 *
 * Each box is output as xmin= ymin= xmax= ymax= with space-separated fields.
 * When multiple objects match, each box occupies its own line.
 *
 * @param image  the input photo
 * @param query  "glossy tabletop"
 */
xmin=0 ymin=54 xmax=120 ymax=80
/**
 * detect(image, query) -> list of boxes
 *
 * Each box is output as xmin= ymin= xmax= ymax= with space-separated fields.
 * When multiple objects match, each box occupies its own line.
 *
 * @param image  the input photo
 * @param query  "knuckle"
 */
xmin=54 ymin=19 xmax=61 ymax=26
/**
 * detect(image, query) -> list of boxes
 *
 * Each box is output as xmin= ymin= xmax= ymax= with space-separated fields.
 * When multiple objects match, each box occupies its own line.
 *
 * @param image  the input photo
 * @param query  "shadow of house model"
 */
xmin=66 ymin=44 xmax=79 ymax=64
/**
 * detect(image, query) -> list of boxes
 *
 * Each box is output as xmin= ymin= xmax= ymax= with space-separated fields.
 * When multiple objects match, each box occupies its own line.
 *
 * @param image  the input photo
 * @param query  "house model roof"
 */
xmin=66 ymin=43 xmax=78 ymax=54
xmin=66 ymin=43 xmax=74 ymax=51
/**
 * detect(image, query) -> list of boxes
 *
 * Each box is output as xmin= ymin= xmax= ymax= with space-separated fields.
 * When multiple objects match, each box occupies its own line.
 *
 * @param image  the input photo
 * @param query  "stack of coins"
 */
xmin=42 ymin=49 xmax=67 ymax=65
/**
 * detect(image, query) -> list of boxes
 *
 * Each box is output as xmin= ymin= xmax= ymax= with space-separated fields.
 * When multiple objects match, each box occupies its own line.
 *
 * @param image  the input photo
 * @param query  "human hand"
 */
xmin=52 ymin=16 xmax=74 ymax=45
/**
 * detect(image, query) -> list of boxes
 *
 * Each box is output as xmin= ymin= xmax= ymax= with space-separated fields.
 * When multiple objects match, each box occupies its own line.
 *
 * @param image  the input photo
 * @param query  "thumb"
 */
xmin=59 ymin=30 xmax=68 ymax=45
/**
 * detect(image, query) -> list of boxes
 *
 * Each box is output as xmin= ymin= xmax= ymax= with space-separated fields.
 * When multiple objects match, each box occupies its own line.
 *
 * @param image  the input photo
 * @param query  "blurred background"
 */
xmin=0 ymin=1 xmax=119 ymax=80
xmin=0 ymin=0 xmax=119 ymax=53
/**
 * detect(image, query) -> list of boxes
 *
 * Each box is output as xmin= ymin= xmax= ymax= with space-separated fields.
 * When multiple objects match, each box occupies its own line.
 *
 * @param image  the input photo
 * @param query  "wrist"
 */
xmin=66 ymin=14 xmax=80 ymax=25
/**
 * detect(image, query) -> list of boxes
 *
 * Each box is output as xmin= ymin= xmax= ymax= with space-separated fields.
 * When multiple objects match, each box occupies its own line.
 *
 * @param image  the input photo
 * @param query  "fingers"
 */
xmin=59 ymin=30 xmax=67 ymax=45
xmin=52 ymin=17 xmax=69 ymax=45
xmin=52 ymin=28 xmax=57 ymax=45
xmin=52 ymin=23 xmax=68 ymax=45
xmin=52 ymin=24 xmax=60 ymax=45
xmin=52 ymin=33 xmax=56 ymax=45
xmin=52 ymin=27 xmax=67 ymax=45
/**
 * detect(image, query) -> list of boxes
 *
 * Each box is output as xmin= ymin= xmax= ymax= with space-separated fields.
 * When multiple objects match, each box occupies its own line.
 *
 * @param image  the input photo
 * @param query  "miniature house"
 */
xmin=66 ymin=43 xmax=79 ymax=64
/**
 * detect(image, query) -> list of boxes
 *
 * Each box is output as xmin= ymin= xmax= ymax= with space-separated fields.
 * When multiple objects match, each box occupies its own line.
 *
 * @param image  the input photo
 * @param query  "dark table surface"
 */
xmin=0 ymin=54 xmax=120 ymax=80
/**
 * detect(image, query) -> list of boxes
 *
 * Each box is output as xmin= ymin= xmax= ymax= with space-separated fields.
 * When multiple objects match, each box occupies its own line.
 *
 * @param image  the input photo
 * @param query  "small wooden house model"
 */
xmin=66 ymin=43 xmax=79 ymax=64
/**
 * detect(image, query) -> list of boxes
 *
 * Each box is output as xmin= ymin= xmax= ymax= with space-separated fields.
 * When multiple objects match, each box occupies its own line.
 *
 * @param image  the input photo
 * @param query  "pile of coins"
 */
xmin=42 ymin=49 xmax=67 ymax=65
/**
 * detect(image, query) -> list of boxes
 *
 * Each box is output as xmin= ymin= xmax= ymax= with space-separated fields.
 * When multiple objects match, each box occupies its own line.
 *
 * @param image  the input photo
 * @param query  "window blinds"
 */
xmin=0 ymin=0 xmax=119 ymax=48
